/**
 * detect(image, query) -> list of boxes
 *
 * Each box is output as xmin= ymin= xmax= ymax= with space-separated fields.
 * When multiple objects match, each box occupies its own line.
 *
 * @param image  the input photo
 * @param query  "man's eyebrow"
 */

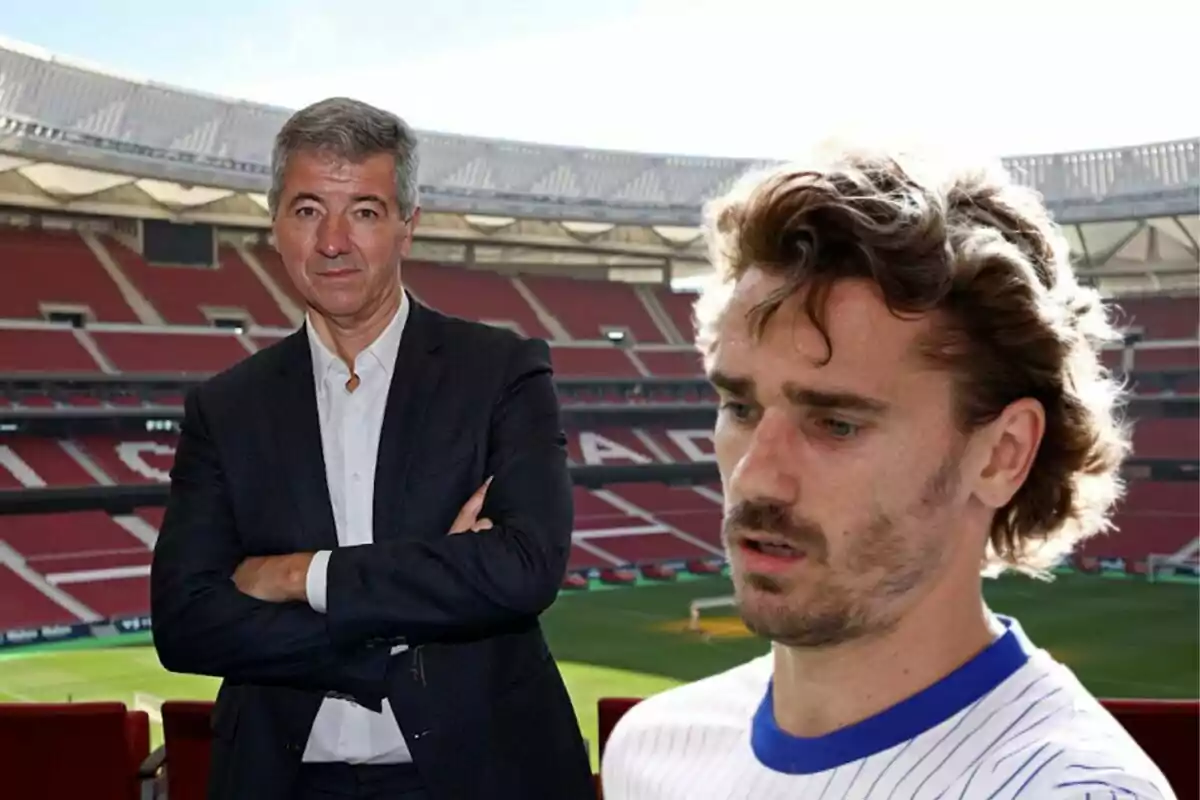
xmin=707 ymin=369 xmax=753 ymax=396
xmin=286 ymin=193 xmax=390 ymax=208
xmin=708 ymin=369 xmax=890 ymax=414
xmin=783 ymin=385 xmax=890 ymax=414
xmin=288 ymin=192 xmax=322 ymax=209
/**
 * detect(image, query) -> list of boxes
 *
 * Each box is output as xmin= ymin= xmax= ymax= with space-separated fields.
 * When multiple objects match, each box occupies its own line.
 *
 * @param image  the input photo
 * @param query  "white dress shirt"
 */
xmin=300 ymin=293 xmax=413 ymax=764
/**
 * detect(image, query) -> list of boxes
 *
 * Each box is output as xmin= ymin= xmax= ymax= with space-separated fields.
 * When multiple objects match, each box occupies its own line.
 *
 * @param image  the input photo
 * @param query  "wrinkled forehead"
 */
xmin=710 ymin=268 xmax=937 ymax=398
xmin=284 ymin=149 xmax=396 ymax=186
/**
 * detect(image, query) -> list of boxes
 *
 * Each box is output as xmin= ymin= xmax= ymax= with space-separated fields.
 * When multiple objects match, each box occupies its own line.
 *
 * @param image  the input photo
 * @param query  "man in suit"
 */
xmin=150 ymin=96 xmax=595 ymax=800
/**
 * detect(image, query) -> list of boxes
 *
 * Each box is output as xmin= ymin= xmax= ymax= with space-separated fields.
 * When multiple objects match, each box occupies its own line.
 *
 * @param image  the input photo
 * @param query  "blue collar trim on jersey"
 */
xmin=751 ymin=614 xmax=1034 ymax=775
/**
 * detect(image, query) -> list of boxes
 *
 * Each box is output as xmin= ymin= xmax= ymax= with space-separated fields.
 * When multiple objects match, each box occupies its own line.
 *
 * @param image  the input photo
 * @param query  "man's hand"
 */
xmin=231 ymin=477 xmax=494 ymax=601
xmin=449 ymin=477 xmax=494 ymax=534
xmin=233 ymin=553 xmax=314 ymax=603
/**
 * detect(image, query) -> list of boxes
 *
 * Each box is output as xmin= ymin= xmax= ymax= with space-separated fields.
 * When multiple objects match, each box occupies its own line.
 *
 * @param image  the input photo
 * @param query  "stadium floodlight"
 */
xmin=605 ymin=330 xmax=627 ymax=344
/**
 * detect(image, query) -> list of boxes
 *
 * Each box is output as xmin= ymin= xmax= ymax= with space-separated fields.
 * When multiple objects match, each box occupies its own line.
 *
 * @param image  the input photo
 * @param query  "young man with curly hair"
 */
xmin=600 ymin=149 xmax=1176 ymax=799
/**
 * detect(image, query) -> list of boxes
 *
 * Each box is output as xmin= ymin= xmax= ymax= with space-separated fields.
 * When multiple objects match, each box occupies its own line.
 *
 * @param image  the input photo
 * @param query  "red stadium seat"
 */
xmin=0 ymin=701 xmax=150 ymax=800
xmin=141 ymin=700 xmax=216 ymax=800
xmin=596 ymin=697 xmax=643 ymax=760
xmin=1101 ymin=698 xmax=1199 ymax=799
xmin=100 ymin=237 xmax=293 ymax=328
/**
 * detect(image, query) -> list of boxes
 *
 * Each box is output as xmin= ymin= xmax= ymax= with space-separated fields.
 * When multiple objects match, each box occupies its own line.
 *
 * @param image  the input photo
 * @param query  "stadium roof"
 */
xmin=0 ymin=38 xmax=1196 ymax=290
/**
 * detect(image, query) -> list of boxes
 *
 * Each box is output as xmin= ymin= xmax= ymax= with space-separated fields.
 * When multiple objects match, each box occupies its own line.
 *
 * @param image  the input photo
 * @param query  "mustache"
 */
xmin=723 ymin=500 xmax=828 ymax=558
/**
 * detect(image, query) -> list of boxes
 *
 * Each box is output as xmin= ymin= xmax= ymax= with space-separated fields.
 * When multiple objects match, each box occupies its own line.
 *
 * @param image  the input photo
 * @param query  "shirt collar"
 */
xmin=306 ymin=290 xmax=410 ymax=386
xmin=750 ymin=613 xmax=1036 ymax=775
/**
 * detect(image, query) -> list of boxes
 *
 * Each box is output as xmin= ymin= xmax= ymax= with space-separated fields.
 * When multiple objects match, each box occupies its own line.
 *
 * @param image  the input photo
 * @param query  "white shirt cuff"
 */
xmin=306 ymin=550 xmax=332 ymax=613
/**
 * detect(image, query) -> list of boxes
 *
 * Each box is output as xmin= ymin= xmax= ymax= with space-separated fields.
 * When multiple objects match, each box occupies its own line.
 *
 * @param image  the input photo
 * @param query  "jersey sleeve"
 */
xmin=599 ymin=709 xmax=645 ymax=800
xmin=1046 ymin=765 xmax=1175 ymax=799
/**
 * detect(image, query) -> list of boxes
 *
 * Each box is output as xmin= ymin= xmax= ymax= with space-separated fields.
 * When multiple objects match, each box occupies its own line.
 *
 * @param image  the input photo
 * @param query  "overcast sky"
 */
xmin=2 ymin=0 xmax=1196 ymax=161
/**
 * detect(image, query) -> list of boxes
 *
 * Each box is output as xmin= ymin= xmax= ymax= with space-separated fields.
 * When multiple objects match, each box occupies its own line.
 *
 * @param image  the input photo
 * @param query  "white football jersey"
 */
xmin=601 ymin=616 xmax=1176 ymax=799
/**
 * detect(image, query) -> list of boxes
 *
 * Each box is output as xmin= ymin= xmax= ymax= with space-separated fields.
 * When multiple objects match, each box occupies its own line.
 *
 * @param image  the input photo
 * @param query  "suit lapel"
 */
xmin=272 ymin=328 xmax=339 ymax=552
xmin=373 ymin=299 xmax=446 ymax=543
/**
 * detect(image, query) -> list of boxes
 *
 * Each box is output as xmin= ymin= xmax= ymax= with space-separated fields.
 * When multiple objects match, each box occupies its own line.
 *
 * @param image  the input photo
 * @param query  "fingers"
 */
xmin=463 ymin=476 xmax=494 ymax=515
xmin=448 ymin=517 xmax=493 ymax=536
xmin=448 ymin=477 xmax=496 ymax=535
xmin=468 ymin=479 xmax=489 ymax=509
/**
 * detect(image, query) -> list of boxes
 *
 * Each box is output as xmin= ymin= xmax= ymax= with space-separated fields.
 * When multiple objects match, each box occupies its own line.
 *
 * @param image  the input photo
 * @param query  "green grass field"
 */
xmin=0 ymin=574 xmax=1196 ymax=770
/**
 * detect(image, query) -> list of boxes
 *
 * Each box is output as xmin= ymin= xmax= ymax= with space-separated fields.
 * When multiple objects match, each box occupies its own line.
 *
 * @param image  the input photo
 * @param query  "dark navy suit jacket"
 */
xmin=150 ymin=297 xmax=594 ymax=800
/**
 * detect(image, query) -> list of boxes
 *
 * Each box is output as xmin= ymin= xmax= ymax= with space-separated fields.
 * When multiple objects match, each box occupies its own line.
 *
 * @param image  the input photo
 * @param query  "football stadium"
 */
xmin=0 ymin=36 xmax=1196 ymax=799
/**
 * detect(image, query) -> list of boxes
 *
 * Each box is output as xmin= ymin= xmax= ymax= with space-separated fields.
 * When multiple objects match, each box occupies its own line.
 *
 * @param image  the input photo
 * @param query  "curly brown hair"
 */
xmin=695 ymin=147 xmax=1132 ymax=576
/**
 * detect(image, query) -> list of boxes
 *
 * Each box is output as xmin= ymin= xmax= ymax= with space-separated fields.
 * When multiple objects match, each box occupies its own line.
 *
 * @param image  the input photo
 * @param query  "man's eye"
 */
xmin=719 ymin=401 xmax=755 ymax=423
xmin=818 ymin=418 xmax=859 ymax=439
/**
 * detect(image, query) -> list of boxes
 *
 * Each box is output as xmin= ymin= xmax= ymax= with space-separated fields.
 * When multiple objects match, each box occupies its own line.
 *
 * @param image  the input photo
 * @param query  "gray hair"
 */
xmin=268 ymin=97 xmax=421 ymax=219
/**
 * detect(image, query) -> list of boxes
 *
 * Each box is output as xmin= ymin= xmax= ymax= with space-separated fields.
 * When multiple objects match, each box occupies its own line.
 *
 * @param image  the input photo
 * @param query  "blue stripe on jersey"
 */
xmin=1054 ymin=780 xmax=1140 ymax=796
xmin=750 ymin=615 xmax=1033 ymax=775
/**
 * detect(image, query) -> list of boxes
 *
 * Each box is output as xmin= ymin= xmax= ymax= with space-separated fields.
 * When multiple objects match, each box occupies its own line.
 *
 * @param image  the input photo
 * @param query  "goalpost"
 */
xmin=132 ymin=691 xmax=164 ymax=725
xmin=1146 ymin=552 xmax=1199 ymax=584
xmin=688 ymin=595 xmax=737 ymax=631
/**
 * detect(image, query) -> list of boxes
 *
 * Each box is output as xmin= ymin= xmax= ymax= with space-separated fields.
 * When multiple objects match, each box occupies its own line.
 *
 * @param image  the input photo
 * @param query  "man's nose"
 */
xmin=316 ymin=214 xmax=351 ymax=257
xmin=729 ymin=409 xmax=800 ymax=508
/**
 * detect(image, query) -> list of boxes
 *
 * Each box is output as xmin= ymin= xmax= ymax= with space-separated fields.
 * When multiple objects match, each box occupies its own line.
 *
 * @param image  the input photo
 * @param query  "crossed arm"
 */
xmin=229 ymin=478 xmax=494 ymax=607
xmin=150 ymin=338 xmax=573 ymax=701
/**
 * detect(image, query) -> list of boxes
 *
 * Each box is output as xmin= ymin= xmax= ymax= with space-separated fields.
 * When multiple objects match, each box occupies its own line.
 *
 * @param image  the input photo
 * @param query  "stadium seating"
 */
xmin=0 ymin=426 xmax=735 ymax=629
xmin=1 ymin=228 xmax=1193 ymax=391
xmin=0 ymin=701 xmax=150 ymax=800
xmin=1086 ymin=480 xmax=1200 ymax=563
xmin=0 ymin=228 xmax=138 ymax=322
xmin=652 ymin=286 xmax=698 ymax=343
xmin=89 ymin=328 xmax=251 ymax=374
xmin=0 ymin=226 xmax=1196 ymax=620
xmin=550 ymin=347 xmax=643 ymax=378
xmin=0 ymin=564 xmax=80 ymax=628
xmin=0 ymin=511 xmax=152 ymax=627
xmin=143 ymin=701 xmax=217 ymax=800
xmin=1098 ymin=699 xmax=1200 ymax=799
xmin=100 ymin=237 xmax=293 ymax=328
xmin=0 ymin=409 xmax=1192 ymax=629
xmin=0 ymin=437 xmax=97 ymax=488
xmin=637 ymin=349 xmax=704 ymax=376
xmin=1133 ymin=417 xmax=1200 ymax=459
xmin=0 ymin=326 xmax=101 ymax=372
xmin=522 ymin=275 xmax=669 ymax=343
xmin=1117 ymin=295 xmax=1199 ymax=340
xmin=404 ymin=261 xmax=553 ymax=339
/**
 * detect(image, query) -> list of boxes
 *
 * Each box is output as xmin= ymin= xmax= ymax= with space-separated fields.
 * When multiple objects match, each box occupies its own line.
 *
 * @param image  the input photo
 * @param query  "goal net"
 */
xmin=688 ymin=595 xmax=737 ymax=631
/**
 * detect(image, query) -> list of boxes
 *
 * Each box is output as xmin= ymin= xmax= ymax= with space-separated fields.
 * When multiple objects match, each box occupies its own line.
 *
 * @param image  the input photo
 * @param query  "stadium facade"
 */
xmin=0 ymin=38 xmax=1196 ymax=293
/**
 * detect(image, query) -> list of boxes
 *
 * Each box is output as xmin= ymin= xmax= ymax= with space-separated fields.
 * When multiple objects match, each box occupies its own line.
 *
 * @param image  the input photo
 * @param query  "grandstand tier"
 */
xmin=0 ymin=414 xmax=1193 ymax=632
xmin=0 ymin=227 xmax=1194 ymax=381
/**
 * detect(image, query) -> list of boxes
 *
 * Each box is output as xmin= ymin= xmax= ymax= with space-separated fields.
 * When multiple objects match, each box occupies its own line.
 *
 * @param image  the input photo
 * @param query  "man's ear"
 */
xmin=399 ymin=207 xmax=420 ymax=258
xmin=971 ymin=397 xmax=1045 ymax=510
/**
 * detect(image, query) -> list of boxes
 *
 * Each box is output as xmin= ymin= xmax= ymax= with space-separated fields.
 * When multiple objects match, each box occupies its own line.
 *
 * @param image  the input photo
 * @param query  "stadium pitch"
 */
xmin=0 ymin=575 xmax=1195 ymax=771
